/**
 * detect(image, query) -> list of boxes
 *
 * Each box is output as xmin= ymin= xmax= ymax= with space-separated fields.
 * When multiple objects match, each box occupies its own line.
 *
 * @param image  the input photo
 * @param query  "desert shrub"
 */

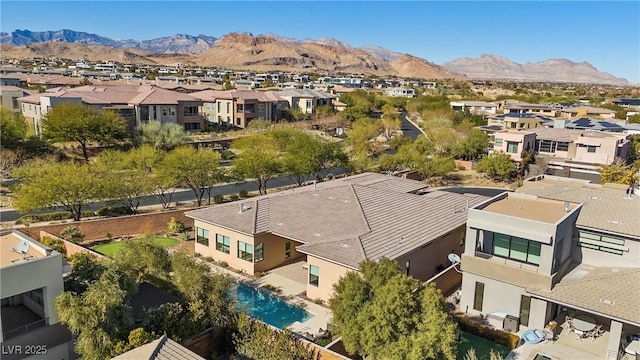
xmin=229 ymin=194 xmax=239 ymax=201
xmin=60 ymin=225 xmax=85 ymax=244
xmin=454 ymin=314 xmax=521 ymax=349
xmin=167 ymin=217 xmax=185 ymax=234
xmin=221 ymin=149 xmax=236 ymax=160
xmin=239 ymin=189 xmax=248 ymax=198
xmin=213 ymin=194 xmax=224 ymax=204
xmin=40 ymin=236 xmax=66 ymax=257
xmin=96 ymin=206 xmax=132 ymax=217
xmin=16 ymin=211 xmax=94 ymax=225
xmin=218 ymin=261 xmax=228 ymax=268
xmin=262 ymin=284 xmax=281 ymax=293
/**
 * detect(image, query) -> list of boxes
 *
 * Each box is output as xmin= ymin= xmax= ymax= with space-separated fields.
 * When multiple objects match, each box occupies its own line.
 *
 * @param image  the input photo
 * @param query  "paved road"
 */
xmin=0 ymin=169 xmax=345 ymax=223
xmin=399 ymin=112 xmax=424 ymax=140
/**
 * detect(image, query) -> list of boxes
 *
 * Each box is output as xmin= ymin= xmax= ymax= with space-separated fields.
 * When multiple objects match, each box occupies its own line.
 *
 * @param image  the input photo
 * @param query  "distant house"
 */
xmin=501 ymin=100 xmax=557 ymax=117
xmin=558 ymin=106 xmax=616 ymax=119
xmin=384 ymin=87 xmax=416 ymax=98
xmin=611 ymin=97 xmax=640 ymax=108
xmin=450 ymin=101 xmax=498 ymax=116
xmin=185 ymin=173 xmax=490 ymax=303
xmin=487 ymin=113 xmax=547 ymax=131
xmin=0 ymin=86 xmax=31 ymax=112
xmin=274 ymin=89 xmax=337 ymax=115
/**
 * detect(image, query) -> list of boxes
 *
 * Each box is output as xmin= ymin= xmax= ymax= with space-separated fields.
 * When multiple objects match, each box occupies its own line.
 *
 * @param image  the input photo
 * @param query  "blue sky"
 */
xmin=2 ymin=1 xmax=639 ymax=82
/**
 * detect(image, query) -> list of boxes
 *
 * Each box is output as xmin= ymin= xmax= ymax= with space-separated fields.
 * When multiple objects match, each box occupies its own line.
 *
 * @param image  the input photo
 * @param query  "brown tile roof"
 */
xmin=186 ymin=173 xmax=488 ymax=268
xmin=518 ymin=179 xmax=640 ymax=238
xmin=527 ymin=264 xmax=640 ymax=326
xmin=189 ymin=90 xmax=287 ymax=103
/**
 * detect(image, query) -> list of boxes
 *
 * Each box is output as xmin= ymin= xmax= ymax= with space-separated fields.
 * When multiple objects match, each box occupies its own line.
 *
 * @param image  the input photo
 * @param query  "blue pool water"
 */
xmin=230 ymin=282 xmax=313 ymax=329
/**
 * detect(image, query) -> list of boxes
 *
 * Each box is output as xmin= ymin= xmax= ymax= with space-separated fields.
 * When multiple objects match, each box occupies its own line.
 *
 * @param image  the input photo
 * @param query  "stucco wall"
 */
xmin=305 ymin=256 xmax=351 ymax=303
xmin=193 ymin=220 xmax=257 ymax=275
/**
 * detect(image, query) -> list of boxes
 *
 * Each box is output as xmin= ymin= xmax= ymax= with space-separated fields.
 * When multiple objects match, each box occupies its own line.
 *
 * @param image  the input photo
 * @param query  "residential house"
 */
xmin=112 ymin=334 xmax=204 ymax=360
xmin=0 ymin=86 xmax=31 ymax=113
xmin=1 ymin=230 xmax=73 ymax=360
xmin=558 ymin=106 xmax=617 ymax=119
xmin=384 ymin=87 xmax=416 ymax=98
xmin=185 ymin=173 xmax=490 ymax=303
xmin=490 ymin=131 xmax=536 ymax=161
xmin=552 ymin=118 xmax=626 ymax=133
xmin=459 ymin=177 xmax=640 ymax=360
xmin=487 ymin=113 xmax=548 ymax=131
xmin=274 ymin=89 xmax=337 ymax=115
xmin=611 ymin=98 xmax=640 ymax=108
xmin=191 ymin=90 xmax=289 ymax=129
xmin=18 ymin=85 xmax=206 ymax=134
xmin=501 ymin=101 xmax=558 ymax=117
xmin=451 ymin=101 xmax=498 ymax=116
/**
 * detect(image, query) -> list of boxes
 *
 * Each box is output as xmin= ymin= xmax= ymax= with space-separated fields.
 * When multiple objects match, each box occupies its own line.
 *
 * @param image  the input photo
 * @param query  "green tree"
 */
xmin=113 ymin=328 xmax=156 ymax=356
xmin=171 ymin=252 xmax=234 ymax=329
xmin=451 ymin=128 xmax=489 ymax=161
xmin=381 ymin=104 xmax=401 ymax=140
xmin=64 ymin=253 xmax=108 ymax=294
xmin=55 ymin=268 xmax=137 ymax=360
xmin=140 ymin=121 xmax=189 ymax=151
xmin=628 ymin=114 xmax=640 ymax=124
xmin=232 ymin=134 xmax=281 ymax=195
xmin=115 ymin=237 xmax=172 ymax=285
xmin=41 ymin=102 xmax=127 ymax=161
xmin=599 ymin=164 xmax=638 ymax=186
xmin=0 ymin=148 xmax=24 ymax=183
xmin=13 ymin=161 xmax=103 ymax=221
xmin=346 ymin=118 xmax=384 ymax=172
xmin=0 ymin=107 xmax=28 ymax=150
xmin=161 ymin=146 xmax=223 ymax=206
xmin=476 ymin=152 xmax=516 ymax=181
xmin=329 ymin=258 xmax=457 ymax=360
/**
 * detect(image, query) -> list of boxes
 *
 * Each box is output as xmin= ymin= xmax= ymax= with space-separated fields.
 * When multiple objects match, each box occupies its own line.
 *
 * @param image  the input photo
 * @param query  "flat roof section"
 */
xmin=0 ymin=232 xmax=45 ymax=267
xmin=482 ymin=195 xmax=578 ymax=224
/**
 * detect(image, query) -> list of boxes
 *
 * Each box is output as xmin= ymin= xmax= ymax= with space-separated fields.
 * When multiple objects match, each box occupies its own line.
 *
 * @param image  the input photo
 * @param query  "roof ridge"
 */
xmin=252 ymin=199 xmax=258 ymax=235
xmin=349 ymin=184 xmax=372 ymax=259
xmin=149 ymin=334 xmax=168 ymax=359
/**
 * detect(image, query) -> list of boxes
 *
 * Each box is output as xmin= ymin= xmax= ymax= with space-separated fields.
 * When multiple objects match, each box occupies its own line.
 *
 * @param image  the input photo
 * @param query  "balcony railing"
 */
xmin=2 ymin=318 xmax=47 ymax=340
xmin=474 ymin=251 xmax=539 ymax=272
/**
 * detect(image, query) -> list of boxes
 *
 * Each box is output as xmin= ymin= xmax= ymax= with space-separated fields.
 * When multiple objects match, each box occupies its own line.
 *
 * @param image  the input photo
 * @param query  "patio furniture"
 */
xmin=522 ymin=329 xmax=545 ymax=344
xmin=625 ymin=335 xmax=640 ymax=355
xmin=587 ymin=324 xmax=604 ymax=342
xmin=542 ymin=328 xmax=555 ymax=343
xmin=572 ymin=314 xmax=596 ymax=332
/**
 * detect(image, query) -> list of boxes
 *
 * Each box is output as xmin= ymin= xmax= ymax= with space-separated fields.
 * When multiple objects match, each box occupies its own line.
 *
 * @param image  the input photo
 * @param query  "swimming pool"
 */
xmin=230 ymin=282 xmax=313 ymax=329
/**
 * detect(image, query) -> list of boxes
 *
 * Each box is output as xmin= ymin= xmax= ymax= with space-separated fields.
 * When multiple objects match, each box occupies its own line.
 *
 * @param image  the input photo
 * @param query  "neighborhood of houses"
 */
xmin=1 ymin=57 xmax=640 ymax=360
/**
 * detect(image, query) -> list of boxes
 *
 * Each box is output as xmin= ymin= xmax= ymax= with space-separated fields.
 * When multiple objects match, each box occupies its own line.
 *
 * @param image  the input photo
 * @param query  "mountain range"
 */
xmin=0 ymin=29 xmax=629 ymax=84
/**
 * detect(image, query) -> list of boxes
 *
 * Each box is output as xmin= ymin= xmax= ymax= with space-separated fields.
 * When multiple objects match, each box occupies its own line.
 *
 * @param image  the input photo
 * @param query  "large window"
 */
xmin=538 ymin=139 xmax=552 ymax=153
xmin=519 ymin=295 xmax=531 ymax=327
xmin=183 ymin=106 xmax=198 ymax=116
xmin=196 ymin=228 xmax=209 ymax=246
xmin=492 ymin=233 xmax=541 ymax=265
xmin=474 ymin=282 xmax=484 ymax=311
xmin=577 ymin=230 xmax=625 ymax=255
xmin=587 ymin=146 xmax=596 ymax=153
xmin=255 ymin=243 xmax=264 ymax=263
xmin=309 ymin=265 xmax=319 ymax=286
xmin=506 ymin=142 xmax=519 ymax=154
xmin=556 ymin=141 xmax=569 ymax=152
xmin=238 ymin=241 xmax=253 ymax=262
xmin=216 ymin=234 xmax=230 ymax=254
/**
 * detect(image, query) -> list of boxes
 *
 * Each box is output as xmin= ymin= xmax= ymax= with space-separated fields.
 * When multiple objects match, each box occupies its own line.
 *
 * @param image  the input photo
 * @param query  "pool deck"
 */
xmin=202 ymin=259 xmax=333 ymax=337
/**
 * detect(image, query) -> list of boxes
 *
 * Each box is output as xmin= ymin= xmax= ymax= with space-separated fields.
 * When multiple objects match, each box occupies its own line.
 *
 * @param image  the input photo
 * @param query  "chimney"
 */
xmin=239 ymin=203 xmax=244 ymax=213
xmin=564 ymin=202 xmax=570 ymax=212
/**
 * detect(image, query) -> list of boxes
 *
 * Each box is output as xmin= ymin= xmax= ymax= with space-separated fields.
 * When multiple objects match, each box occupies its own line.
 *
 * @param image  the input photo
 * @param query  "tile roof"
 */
xmin=186 ymin=173 xmax=488 ymax=268
xmin=518 ymin=178 xmax=640 ymax=238
xmin=274 ymin=89 xmax=337 ymax=99
xmin=189 ymin=90 xmax=287 ymax=103
xmin=111 ymin=334 xmax=205 ymax=360
xmin=527 ymin=264 xmax=640 ymax=326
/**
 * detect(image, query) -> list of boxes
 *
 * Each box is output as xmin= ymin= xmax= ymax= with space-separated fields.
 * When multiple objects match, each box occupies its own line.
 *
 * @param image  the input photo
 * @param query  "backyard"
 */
xmin=457 ymin=331 xmax=511 ymax=360
xmin=91 ymin=236 xmax=179 ymax=257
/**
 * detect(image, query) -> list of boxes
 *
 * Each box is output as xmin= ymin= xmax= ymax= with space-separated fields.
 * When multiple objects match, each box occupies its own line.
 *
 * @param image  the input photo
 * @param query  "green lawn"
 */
xmin=457 ymin=331 xmax=511 ymax=360
xmin=91 ymin=237 xmax=179 ymax=257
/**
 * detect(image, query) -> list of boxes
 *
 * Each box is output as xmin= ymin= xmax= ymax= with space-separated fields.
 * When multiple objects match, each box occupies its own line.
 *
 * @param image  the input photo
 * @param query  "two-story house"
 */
xmin=459 ymin=177 xmax=639 ymax=360
xmin=274 ymin=89 xmax=337 ymax=115
xmin=451 ymin=101 xmax=498 ymax=116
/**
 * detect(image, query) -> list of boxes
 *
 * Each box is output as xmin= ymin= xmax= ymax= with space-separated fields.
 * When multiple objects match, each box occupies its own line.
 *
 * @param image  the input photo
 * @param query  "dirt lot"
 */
xmin=429 ymin=169 xmax=518 ymax=191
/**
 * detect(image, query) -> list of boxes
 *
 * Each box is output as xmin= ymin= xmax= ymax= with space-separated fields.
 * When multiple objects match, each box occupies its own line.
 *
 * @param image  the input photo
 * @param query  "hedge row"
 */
xmin=454 ymin=314 xmax=521 ymax=349
xmin=96 ymin=206 xmax=132 ymax=217
xmin=16 ymin=211 xmax=96 ymax=225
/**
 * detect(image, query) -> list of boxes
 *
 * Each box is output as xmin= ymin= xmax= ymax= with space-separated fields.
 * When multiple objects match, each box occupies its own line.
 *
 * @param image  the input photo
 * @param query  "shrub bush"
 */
xmin=229 ymin=194 xmax=239 ymax=201
xmin=221 ymin=149 xmax=236 ymax=160
xmin=239 ymin=189 xmax=248 ymax=198
xmin=40 ymin=236 xmax=67 ymax=257
xmin=167 ymin=217 xmax=186 ymax=234
xmin=96 ymin=206 xmax=132 ymax=217
xmin=15 ymin=211 xmax=95 ymax=225
xmin=213 ymin=194 xmax=224 ymax=204
xmin=218 ymin=261 xmax=228 ymax=268
xmin=60 ymin=225 xmax=85 ymax=244
xmin=454 ymin=314 xmax=521 ymax=349
xmin=262 ymin=284 xmax=281 ymax=293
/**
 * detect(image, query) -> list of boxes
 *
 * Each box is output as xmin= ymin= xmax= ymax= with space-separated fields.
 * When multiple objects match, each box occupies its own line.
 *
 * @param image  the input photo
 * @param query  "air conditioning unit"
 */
xmin=503 ymin=315 xmax=520 ymax=333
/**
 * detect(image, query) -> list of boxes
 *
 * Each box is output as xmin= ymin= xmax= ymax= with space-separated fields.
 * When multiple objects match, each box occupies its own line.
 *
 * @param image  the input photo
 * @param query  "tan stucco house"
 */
xmin=185 ymin=173 xmax=489 ymax=303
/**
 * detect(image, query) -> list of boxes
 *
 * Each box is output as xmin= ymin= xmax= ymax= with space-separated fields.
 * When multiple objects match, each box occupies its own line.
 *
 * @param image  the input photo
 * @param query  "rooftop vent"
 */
xmin=589 ymin=196 xmax=600 ymax=200
xmin=600 ymin=298 xmax=614 ymax=305
xmin=313 ymin=233 xmax=321 ymax=237
xmin=564 ymin=201 xmax=570 ymax=212
xmin=609 ymin=220 xmax=622 ymax=225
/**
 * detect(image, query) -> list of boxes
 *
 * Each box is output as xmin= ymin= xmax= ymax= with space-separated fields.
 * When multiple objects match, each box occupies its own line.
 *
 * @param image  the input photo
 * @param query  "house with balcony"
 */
xmin=274 ymin=89 xmax=337 ymax=115
xmin=487 ymin=113 xmax=548 ymax=131
xmin=458 ymin=178 xmax=640 ymax=360
xmin=490 ymin=131 xmax=537 ymax=161
xmin=191 ymin=90 xmax=289 ymax=129
xmin=1 ymin=230 xmax=73 ymax=360
xmin=558 ymin=106 xmax=617 ymax=119
xmin=501 ymin=101 xmax=558 ymax=117
xmin=18 ymin=85 xmax=206 ymax=134
xmin=185 ymin=173 xmax=490 ymax=303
